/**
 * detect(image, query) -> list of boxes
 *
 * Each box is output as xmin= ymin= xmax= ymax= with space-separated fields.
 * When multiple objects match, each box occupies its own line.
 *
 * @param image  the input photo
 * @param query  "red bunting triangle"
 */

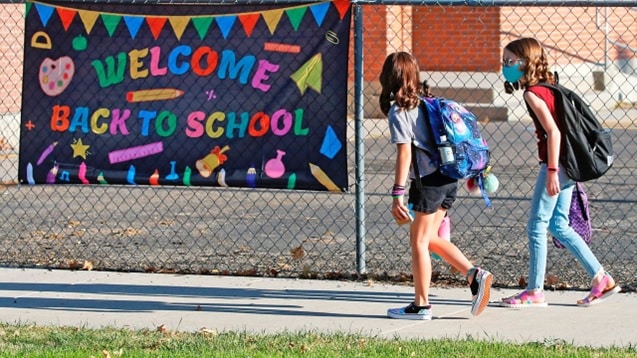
xmin=146 ymin=17 xmax=168 ymax=40
xmin=238 ymin=13 xmax=260 ymax=38
xmin=56 ymin=7 xmax=77 ymax=31
xmin=332 ymin=0 xmax=351 ymax=20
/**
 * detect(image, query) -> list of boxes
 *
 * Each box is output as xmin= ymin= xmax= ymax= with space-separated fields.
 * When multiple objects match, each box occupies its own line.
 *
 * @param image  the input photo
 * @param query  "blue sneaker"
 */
xmin=387 ymin=302 xmax=432 ymax=320
xmin=470 ymin=268 xmax=493 ymax=316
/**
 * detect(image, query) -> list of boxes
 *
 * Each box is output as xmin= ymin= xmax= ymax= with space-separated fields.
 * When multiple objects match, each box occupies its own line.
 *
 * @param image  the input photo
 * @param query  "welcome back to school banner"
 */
xmin=19 ymin=0 xmax=351 ymax=191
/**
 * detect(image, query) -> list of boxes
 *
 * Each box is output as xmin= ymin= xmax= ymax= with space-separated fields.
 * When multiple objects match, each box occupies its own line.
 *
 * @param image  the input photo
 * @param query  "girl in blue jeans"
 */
xmin=500 ymin=38 xmax=620 ymax=308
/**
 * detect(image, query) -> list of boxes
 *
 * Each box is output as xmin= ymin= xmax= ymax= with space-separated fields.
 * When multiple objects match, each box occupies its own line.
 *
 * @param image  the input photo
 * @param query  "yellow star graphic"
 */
xmin=70 ymin=138 xmax=90 ymax=159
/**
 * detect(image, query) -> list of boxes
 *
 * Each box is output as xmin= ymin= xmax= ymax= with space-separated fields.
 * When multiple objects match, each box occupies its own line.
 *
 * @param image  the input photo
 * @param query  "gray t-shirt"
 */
xmin=388 ymin=104 xmax=438 ymax=179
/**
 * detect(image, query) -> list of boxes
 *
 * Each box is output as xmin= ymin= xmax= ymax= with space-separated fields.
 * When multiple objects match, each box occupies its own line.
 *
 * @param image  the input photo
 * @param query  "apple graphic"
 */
xmin=72 ymin=35 xmax=87 ymax=51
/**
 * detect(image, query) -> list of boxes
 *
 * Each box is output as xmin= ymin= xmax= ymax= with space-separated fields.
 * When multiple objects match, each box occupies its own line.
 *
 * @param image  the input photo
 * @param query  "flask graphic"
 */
xmin=264 ymin=150 xmax=286 ymax=178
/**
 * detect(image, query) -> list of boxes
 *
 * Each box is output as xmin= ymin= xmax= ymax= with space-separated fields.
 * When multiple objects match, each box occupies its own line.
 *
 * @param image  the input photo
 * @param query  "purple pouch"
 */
xmin=553 ymin=182 xmax=592 ymax=248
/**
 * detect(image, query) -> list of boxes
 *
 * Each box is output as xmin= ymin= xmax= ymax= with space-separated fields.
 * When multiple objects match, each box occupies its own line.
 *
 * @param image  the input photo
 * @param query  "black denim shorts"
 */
xmin=408 ymin=170 xmax=458 ymax=214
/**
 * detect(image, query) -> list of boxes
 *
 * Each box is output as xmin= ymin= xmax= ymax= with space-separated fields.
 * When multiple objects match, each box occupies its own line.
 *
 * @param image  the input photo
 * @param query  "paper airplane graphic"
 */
xmin=290 ymin=53 xmax=322 ymax=95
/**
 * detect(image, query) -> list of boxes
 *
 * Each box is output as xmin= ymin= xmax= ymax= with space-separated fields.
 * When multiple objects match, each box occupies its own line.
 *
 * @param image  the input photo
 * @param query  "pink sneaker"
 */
xmin=500 ymin=290 xmax=548 ymax=309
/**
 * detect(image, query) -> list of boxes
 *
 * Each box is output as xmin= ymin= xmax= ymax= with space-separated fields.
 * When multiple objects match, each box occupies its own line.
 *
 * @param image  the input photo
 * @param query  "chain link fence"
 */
xmin=1 ymin=1 xmax=636 ymax=292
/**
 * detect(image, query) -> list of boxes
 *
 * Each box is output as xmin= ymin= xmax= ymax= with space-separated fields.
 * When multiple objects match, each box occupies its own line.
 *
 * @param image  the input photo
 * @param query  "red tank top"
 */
xmin=526 ymin=85 xmax=559 ymax=163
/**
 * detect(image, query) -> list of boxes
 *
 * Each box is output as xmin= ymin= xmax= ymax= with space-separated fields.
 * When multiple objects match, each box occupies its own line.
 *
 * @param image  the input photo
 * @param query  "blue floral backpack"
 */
xmin=421 ymin=96 xmax=491 ymax=206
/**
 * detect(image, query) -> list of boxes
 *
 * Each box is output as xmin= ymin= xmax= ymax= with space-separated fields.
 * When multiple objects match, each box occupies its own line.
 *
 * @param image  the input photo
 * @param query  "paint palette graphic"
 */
xmin=39 ymin=56 xmax=75 ymax=96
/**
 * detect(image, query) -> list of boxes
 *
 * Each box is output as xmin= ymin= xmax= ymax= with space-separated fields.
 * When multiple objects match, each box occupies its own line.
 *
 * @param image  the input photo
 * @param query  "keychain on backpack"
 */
xmin=466 ymin=166 xmax=499 ymax=195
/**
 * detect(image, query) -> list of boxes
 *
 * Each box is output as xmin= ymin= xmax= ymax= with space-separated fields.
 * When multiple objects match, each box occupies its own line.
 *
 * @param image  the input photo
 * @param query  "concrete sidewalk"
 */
xmin=0 ymin=268 xmax=635 ymax=348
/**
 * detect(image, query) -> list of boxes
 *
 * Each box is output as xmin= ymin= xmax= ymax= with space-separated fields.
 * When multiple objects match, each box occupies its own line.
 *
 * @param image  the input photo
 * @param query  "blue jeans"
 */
xmin=526 ymin=164 xmax=602 ymax=290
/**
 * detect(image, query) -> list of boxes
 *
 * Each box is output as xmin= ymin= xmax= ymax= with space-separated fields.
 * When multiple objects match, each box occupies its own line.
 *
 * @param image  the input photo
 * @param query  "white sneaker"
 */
xmin=471 ymin=268 xmax=493 ymax=316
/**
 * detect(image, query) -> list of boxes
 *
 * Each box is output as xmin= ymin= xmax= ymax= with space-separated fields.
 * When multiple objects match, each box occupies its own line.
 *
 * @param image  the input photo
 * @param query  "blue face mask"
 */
xmin=502 ymin=63 xmax=524 ymax=83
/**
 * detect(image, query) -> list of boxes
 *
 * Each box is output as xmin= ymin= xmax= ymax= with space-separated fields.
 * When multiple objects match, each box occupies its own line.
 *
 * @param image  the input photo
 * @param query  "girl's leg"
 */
xmin=429 ymin=231 xmax=473 ymax=276
xmin=549 ymin=180 xmax=620 ymax=304
xmin=428 ymin=209 xmax=493 ymax=316
xmin=526 ymin=165 xmax=557 ymax=291
xmin=409 ymin=210 xmax=439 ymax=306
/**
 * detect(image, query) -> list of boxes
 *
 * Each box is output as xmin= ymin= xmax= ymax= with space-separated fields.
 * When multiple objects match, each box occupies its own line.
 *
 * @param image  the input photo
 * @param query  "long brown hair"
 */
xmin=504 ymin=38 xmax=555 ymax=89
xmin=378 ymin=52 xmax=422 ymax=116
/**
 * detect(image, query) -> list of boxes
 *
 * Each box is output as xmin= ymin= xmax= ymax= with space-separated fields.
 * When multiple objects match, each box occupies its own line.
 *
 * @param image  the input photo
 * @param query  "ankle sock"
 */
xmin=467 ymin=267 xmax=479 ymax=296
xmin=405 ymin=302 xmax=431 ymax=313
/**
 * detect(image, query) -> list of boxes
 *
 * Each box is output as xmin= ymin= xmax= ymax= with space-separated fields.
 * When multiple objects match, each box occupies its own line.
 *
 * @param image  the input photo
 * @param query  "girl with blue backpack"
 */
xmin=379 ymin=52 xmax=493 ymax=320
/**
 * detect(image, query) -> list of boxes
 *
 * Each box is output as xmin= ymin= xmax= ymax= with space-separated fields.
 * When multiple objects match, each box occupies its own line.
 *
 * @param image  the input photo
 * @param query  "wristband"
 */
xmin=547 ymin=167 xmax=559 ymax=172
xmin=391 ymin=189 xmax=405 ymax=198
xmin=391 ymin=184 xmax=406 ymax=198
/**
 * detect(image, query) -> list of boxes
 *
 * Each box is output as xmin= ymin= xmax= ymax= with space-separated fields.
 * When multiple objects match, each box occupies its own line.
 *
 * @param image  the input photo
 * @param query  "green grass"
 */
xmin=0 ymin=323 xmax=635 ymax=357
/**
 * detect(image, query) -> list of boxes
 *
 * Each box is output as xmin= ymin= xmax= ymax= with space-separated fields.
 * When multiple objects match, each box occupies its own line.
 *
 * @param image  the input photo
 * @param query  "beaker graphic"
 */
xmin=264 ymin=150 xmax=286 ymax=178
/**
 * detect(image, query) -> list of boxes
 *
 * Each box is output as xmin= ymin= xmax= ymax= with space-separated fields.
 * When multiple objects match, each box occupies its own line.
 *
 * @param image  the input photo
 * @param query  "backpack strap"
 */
xmin=421 ymin=97 xmax=443 ymax=144
xmin=411 ymin=142 xmax=422 ymax=190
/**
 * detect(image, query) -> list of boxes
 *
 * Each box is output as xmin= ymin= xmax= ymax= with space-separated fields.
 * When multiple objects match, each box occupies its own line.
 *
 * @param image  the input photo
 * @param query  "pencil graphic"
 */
xmin=36 ymin=141 xmax=57 ymax=166
xmin=126 ymin=88 xmax=184 ymax=103
xmin=309 ymin=163 xmax=340 ymax=192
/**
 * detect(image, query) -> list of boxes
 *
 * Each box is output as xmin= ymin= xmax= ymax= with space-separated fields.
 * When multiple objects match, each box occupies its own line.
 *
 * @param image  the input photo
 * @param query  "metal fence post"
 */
xmin=354 ymin=3 xmax=366 ymax=275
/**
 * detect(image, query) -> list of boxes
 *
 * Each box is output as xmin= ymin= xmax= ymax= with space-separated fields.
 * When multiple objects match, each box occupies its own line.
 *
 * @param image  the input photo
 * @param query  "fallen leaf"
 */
xmin=518 ymin=276 xmax=527 ymax=288
xmin=102 ymin=350 xmax=111 ymax=358
xmin=82 ymin=261 xmax=93 ymax=271
xmin=157 ymin=324 xmax=167 ymax=333
xmin=546 ymin=274 xmax=559 ymax=286
xmin=290 ymin=245 xmax=305 ymax=260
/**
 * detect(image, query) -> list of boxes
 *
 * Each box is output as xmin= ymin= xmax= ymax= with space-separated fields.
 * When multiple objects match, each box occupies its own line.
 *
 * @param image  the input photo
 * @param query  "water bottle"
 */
xmin=432 ymin=215 xmax=451 ymax=261
xmin=438 ymin=135 xmax=454 ymax=165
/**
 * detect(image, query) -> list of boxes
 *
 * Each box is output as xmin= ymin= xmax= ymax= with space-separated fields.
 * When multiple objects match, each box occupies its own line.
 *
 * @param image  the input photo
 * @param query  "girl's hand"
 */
xmin=546 ymin=172 xmax=561 ymax=196
xmin=391 ymin=198 xmax=409 ymax=221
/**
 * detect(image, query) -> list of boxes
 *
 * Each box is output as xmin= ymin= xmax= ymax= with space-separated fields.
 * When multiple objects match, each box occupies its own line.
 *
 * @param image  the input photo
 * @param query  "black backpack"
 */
xmin=526 ymin=82 xmax=614 ymax=182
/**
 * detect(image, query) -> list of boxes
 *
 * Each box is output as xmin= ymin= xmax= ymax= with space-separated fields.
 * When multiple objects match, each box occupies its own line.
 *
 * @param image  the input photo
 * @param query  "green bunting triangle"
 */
xmin=192 ymin=17 xmax=214 ymax=40
xmin=285 ymin=7 xmax=307 ymax=31
xmin=101 ymin=14 xmax=121 ymax=37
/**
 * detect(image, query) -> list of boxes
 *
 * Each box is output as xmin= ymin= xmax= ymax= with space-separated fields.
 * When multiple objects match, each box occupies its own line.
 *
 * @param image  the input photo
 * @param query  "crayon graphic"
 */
xmin=97 ymin=171 xmax=108 ymax=185
xmin=127 ymin=165 xmax=137 ymax=185
xmin=78 ymin=161 xmax=89 ymax=185
xmin=46 ymin=164 xmax=59 ymax=184
xmin=287 ymin=173 xmax=296 ymax=189
xmin=26 ymin=163 xmax=35 ymax=185
xmin=36 ymin=141 xmax=57 ymax=165
xmin=126 ymin=88 xmax=184 ymax=103
xmin=309 ymin=163 xmax=340 ymax=192
xmin=246 ymin=165 xmax=256 ymax=188
xmin=218 ymin=168 xmax=228 ymax=187
xmin=183 ymin=166 xmax=191 ymax=186
xmin=149 ymin=169 xmax=159 ymax=186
